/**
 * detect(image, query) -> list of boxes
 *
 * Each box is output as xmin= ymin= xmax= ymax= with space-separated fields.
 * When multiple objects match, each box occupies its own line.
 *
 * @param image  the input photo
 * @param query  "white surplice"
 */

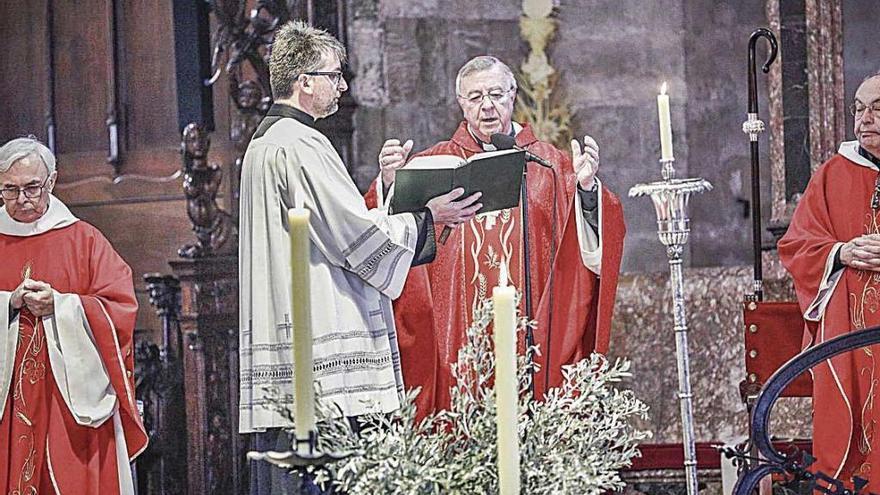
xmin=239 ymin=115 xmax=421 ymax=433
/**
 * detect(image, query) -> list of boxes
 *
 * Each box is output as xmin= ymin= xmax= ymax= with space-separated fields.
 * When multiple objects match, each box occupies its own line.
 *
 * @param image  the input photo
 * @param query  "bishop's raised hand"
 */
xmin=379 ymin=138 xmax=414 ymax=188
xmin=572 ymin=135 xmax=600 ymax=190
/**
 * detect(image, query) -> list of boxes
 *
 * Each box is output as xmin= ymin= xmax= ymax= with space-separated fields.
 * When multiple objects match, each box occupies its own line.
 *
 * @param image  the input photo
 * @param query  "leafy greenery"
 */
xmin=298 ymin=298 xmax=650 ymax=494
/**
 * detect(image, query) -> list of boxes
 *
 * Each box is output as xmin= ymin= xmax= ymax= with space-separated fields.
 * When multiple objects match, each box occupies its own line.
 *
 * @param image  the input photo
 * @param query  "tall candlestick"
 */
xmin=493 ymin=264 xmax=520 ymax=495
xmin=289 ymin=207 xmax=316 ymax=452
xmin=630 ymin=164 xmax=712 ymax=495
xmin=658 ymin=82 xmax=674 ymax=161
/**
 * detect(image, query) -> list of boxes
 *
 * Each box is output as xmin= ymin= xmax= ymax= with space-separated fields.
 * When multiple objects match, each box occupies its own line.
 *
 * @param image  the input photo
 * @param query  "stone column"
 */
xmin=805 ymin=0 xmax=845 ymax=168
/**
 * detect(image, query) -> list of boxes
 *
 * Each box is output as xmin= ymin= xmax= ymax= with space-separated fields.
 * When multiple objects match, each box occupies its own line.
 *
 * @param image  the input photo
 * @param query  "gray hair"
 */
xmin=455 ymin=56 xmax=518 ymax=96
xmin=861 ymin=71 xmax=880 ymax=83
xmin=269 ymin=20 xmax=347 ymax=100
xmin=0 ymin=136 xmax=56 ymax=175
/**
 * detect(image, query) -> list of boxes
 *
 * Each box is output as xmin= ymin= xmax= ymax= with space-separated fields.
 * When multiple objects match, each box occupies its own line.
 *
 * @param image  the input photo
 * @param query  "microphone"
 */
xmin=490 ymin=133 xmax=553 ymax=168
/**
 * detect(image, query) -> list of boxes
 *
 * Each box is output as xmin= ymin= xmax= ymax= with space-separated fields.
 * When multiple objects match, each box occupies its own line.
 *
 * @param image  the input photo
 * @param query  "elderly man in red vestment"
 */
xmin=365 ymin=56 xmax=626 ymax=414
xmin=779 ymin=74 xmax=880 ymax=488
xmin=0 ymin=137 xmax=147 ymax=494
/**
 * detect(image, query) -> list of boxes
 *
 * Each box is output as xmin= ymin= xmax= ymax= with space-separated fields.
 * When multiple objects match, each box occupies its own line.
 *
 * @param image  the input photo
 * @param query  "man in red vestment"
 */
xmin=365 ymin=56 xmax=626 ymax=414
xmin=0 ymin=137 xmax=147 ymax=494
xmin=779 ymin=74 xmax=880 ymax=488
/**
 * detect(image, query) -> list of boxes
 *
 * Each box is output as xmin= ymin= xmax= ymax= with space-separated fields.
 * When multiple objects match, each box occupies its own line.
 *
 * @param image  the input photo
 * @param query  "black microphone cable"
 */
xmin=533 ymin=147 xmax=558 ymax=395
xmin=515 ymin=139 xmax=559 ymax=395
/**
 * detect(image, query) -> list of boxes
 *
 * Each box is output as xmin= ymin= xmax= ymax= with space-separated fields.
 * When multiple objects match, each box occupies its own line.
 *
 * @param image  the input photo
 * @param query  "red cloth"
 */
xmin=779 ymin=153 xmax=880 ymax=488
xmin=0 ymin=221 xmax=147 ymax=494
xmin=366 ymin=122 xmax=625 ymax=416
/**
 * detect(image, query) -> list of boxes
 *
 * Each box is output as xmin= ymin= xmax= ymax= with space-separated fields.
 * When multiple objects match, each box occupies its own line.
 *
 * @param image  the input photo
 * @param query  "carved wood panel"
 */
xmin=170 ymin=256 xmax=246 ymax=495
xmin=0 ymin=0 xmax=50 ymax=145
xmin=52 ymin=0 xmax=112 ymax=154
xmin=137 ymin=274 xmax=187 ymax=495
xmin=120 ymin=0 xmax=178 ymax=150
xmin=0 ymin=0 xmax=231 ymax=178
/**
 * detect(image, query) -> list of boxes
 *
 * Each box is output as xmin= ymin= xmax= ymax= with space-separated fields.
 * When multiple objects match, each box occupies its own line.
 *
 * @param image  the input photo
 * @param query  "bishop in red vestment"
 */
xmin=0 ymin=137 xmax=147 ymax=494
xmin=366 ymin=56 xmax=626 ymax=415
xmin=778 ymin=75 xmax=880 ymax=488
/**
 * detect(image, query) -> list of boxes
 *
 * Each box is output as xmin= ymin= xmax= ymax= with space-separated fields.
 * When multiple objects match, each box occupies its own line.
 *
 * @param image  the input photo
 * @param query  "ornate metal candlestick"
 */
xmin=629 ymin=158 xmax=712 ymax=495
xmin=247 ymin=431 xmax=354 ymax=494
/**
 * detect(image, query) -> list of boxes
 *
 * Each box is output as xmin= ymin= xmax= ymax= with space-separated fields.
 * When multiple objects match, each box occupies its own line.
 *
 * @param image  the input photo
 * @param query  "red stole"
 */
xmin=779 ymin=153 xmax=880 ymax=488
xmin=0 ymin=221 xmax=147 ymax=494
xmin=1 ymin=308 xmax=55 ymax=493
xmin=366 ymin=122 xmax=626 ymax=417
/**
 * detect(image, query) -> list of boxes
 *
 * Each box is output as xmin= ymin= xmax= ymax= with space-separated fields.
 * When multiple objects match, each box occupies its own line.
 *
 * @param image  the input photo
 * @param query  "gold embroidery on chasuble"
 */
xmin=7 ymin=260 xmax=47 ymax=494
xmin=850 ymin=210 xmax=880 ymax=469
xmin=11 ymin=313 xmax=47 ymax=494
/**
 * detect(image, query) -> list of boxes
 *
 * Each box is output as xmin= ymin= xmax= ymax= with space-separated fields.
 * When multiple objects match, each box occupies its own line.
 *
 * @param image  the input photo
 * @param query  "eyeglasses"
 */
xmin=851 ymin=101 xmax=880 ymax=118
xmin=1 ymin=177 xmax=50 ymax=201
xmin=302 ymin=70 xmax=344 ymax=86
xmin=458 ymin=88 xmax=515 ymax=106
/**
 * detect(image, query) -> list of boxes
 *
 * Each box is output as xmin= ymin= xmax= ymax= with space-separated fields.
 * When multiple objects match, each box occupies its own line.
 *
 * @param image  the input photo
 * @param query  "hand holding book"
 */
xmin=425 ymin=188 xmax=483 ymax=228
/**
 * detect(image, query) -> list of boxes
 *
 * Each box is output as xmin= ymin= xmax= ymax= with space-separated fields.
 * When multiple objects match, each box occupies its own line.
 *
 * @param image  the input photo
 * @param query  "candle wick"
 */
xmin=499 ymin=262 xmax=509 ymax=288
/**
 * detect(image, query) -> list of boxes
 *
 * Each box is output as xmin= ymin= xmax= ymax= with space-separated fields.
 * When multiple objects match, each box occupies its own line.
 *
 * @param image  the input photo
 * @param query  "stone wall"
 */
xmin=682 ymin=0 xmax=773 ymax=268
xmin=551 ymin=0 xmax=690 ymax=272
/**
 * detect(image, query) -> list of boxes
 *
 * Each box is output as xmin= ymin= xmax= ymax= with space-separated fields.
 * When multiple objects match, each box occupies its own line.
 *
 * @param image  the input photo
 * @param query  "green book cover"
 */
xmin=389 ymin=149 xmax=525 ymax=214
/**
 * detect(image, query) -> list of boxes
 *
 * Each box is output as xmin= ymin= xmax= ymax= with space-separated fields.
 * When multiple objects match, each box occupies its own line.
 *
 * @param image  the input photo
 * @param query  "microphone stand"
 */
xmin=520 ymin=158 xmax=537 ymax=400
xmin=489 ymin=133 xmax=549 ymax=401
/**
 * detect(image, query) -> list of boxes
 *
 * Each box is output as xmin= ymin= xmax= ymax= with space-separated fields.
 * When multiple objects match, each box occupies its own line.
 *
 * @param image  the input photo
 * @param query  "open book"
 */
xmin=389 ymin=149 xmax=525 ymax=214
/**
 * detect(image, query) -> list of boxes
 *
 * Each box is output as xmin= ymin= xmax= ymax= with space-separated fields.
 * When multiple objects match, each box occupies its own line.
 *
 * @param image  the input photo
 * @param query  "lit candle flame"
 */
xmin=499 ymin=262 xmax=509 ymax=288
xmin=660 ymin=82 xmax=668 ymax=95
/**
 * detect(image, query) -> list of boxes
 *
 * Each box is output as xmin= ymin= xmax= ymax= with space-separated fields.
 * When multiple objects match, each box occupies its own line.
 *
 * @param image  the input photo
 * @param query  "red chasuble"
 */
xmin=366 ymin=122 xmax=625 ymax=415
xmin=779 ymin=151 xmax=880 ymax=488
xmin=0 ymin=221 xmax=147 ymax=494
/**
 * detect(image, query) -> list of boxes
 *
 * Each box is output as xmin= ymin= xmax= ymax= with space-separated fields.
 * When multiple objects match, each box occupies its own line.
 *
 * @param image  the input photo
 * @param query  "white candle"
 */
xmin=493 ymin=264 xmax=520 ymax=495
xmin=657 ymin=82 xmax=674 ymax=161
xmin=289 ymin=207 xmax=315 ymax=451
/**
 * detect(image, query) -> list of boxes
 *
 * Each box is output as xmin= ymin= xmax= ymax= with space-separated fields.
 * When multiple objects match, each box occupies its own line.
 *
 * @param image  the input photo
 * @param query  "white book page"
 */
xmin=467 ymin=148 xmax=521 ymax=162
xmin=403 ymin=154 xmax=465 ymax=170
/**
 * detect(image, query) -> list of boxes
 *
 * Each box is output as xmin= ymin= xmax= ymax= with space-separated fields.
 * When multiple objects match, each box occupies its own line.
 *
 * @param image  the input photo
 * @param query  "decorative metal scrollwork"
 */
xmin=726 ymin=326 xmax=880 ymax=495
